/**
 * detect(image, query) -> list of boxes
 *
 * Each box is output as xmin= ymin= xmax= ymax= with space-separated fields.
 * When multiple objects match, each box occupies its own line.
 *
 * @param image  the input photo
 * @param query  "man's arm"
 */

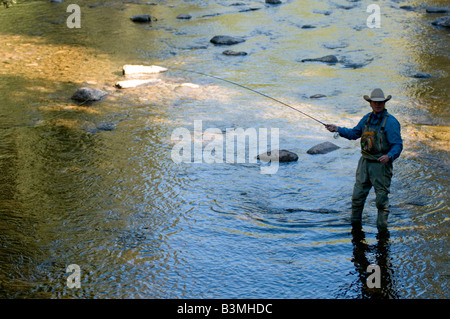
xmin=385 ymin=117 xmax=403 ymax=161
xmin=325 ymin=115 xmax=368 ymax=140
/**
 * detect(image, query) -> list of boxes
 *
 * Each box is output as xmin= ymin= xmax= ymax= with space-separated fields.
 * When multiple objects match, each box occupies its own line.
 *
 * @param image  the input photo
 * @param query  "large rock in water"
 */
xmin=210 ymin=35 xmax=245 ymax=45
xmin=431 ymin=16 xmax=450 ymax=27
xmin=306 ymin=142 xmax=340 ymax=155
xmin=71 ymin=87 xmax=107 ymax=102
xmin=257 ymin=149 xmax=298 ymax=162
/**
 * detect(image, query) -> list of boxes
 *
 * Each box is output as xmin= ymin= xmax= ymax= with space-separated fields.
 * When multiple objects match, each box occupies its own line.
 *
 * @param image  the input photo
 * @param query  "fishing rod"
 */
xmin=168 ymin=66 xmax=327 ymax=126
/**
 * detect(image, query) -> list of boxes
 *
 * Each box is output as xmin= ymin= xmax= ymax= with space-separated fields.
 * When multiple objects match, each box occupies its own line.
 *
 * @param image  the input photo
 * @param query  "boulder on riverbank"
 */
xmin=71 ymin=87 xmax=108 ymax=103
xmin=210 ymin=35 xmax=246 ymax=45
xmin=257 ymin=149 xmax=298 ymax=162
xmin=306 ymin=142 xmax=340 ymax=155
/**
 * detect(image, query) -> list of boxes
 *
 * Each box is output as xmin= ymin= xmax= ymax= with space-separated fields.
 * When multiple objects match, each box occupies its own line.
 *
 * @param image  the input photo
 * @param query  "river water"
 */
xmin=0 ymin=0 xmax=448 ymax=299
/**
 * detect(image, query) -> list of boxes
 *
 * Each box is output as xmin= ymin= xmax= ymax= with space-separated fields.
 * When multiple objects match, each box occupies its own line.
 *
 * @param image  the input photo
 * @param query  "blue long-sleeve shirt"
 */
xmin=337 ymin=110 xmax=403 ymax=161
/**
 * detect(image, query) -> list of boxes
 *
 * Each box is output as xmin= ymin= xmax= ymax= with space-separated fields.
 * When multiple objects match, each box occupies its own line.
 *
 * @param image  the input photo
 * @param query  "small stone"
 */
xmin=122 ymin=64 xmax=168 ymax=75
xmin=130 ymin=14 xmax=152 ymax=23
xmin=399 ymin=5 xmax=415 ymax=11
xmin=313 ymin=9 xmax=332 ymax=15
xmin=301 ymin=55 xmax=338 ymax=64
xmin=306 ymin=142 xmax=340 ymax=155
xmin=210 ymin=35 xmax=246 ymax=45
xmin=177 ymin=14 xmax=192 ymax=19
xmin=309 ymin=94 xmax=326 ymax=98
xmin=411 ymin=72 xmax=433 ymax=79
xmin=257 ymin=149 xmax=298 ymax=162
xmin=71 ymin=87 xmax=107 ymax=103
xmin=180 ymin=83 xmax=200 ymax=89
xmin=266 ymin=0 xmax=282 ymax=4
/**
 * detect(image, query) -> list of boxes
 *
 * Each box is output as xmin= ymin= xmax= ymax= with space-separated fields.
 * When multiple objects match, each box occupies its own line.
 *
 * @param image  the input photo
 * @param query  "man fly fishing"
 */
xmin=168 ymin=69 xmax=403 ymax=232
xmin=325 ymin=88 xmax=403 ymax=233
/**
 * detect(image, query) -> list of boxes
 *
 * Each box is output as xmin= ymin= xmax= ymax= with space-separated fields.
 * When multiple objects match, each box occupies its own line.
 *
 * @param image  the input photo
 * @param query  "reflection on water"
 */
xmin=341 ymin=225 xmax=399 ymax=299
xmin=0 ymin=0 xmax=449 ymax=298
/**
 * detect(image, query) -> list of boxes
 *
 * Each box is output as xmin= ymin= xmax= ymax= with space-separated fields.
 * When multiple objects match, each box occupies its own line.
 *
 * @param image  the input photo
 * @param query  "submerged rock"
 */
xmin=210 ymin=35 xmax=246 ymax=45
xmin=301 ymin=55 xmax=338 ymax=64
xmin=340 ymin=56 xmax=373 ymax=69
xmin=239 ymin=7 xmax=262 ymax=12
xmin=257 ymin=149 xmax=298 ymax=162
xmin=309 ymin=94 xmax=326 ymax=98
xmin=130 ymin=14 xmax=152 ymax=23
xmin=177 ymin=14 xmax=192 ymax=19
xmin=399 ymin=5 xmax=415 ymax=11
xmin=323 ymin=41 xmax=348 ymax=49
xmin=222 ymin=50 xmax=248 ymax=56
xmin=115 ymin=79 xmax=160 ymax=89
xmin=71 ymin=87 xmax=107 ymax=103
xmin=426 ymin=7 xmax=450 ymax=13
xmin=411 ymin=72 xmax=433 ymax=79
xmin=84 ymin=121 xmax=117 ymax=133
xmin=313 ymin=9 xmax=332 ymax=15
xmin=306 ymin=142 xmax=340 ymax=155
xmin=431 ymin=16 xmax=450 ymax=27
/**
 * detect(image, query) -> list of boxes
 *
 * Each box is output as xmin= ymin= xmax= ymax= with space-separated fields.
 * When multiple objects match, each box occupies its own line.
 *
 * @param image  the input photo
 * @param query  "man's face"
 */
xmin=370 ymin=101 xmax=386 ymax=114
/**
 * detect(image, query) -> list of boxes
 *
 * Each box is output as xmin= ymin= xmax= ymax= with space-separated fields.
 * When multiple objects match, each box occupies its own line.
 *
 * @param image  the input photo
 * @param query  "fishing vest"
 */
xmin=360 ymin=111 xmax=390 ymax=160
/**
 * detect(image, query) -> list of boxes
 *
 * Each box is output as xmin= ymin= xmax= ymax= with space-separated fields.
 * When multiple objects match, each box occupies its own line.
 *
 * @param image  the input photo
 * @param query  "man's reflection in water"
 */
xmin=351 ymin=223 xmax=399 ymax=298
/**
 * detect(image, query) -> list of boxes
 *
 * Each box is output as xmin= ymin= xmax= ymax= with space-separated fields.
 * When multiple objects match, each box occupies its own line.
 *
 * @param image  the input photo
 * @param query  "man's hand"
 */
xmin=378 ymin=155 xmax=391 ymax=164
xmin=325 ymin=124 xmax=338 ymax=132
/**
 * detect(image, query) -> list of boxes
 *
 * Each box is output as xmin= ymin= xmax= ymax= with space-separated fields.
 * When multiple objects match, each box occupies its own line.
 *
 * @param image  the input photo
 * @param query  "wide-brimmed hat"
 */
xmin=363 ymin=88 xmax=392 ymax=102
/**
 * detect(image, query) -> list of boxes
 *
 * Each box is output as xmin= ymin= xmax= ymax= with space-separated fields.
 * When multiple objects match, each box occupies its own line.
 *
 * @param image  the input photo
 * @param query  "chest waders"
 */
xmin=351 ymin=112 xmax=393 ymax=231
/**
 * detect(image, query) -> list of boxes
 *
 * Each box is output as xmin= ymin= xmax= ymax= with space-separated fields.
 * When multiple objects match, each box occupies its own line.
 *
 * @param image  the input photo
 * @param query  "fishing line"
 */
xmin=168 ymin=66 xmax=328 ymax=126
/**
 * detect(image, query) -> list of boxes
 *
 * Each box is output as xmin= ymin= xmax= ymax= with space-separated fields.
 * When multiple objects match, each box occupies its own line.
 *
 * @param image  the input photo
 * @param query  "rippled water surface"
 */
xmin=0 ymin=0 xmax=448 ymax=298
